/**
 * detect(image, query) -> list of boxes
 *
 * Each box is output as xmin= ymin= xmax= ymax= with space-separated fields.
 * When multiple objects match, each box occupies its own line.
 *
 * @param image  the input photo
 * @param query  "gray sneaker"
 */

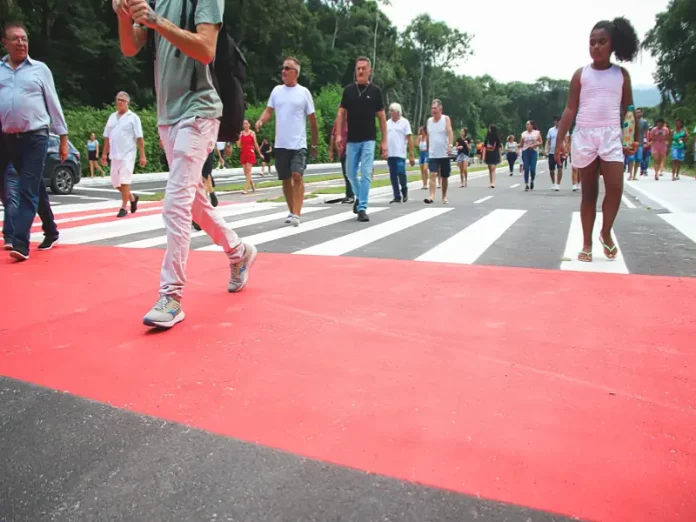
xmin=143 ymin=295 xmax=185 ymax=328
xmin=228 ymin=242 xmax=257 ymax=293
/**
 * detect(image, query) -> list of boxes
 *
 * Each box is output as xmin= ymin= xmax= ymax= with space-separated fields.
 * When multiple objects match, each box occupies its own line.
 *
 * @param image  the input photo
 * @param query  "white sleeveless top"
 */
xmin=576 ymin=64 xmax=624 ymax=129
xmin=427 ymin=116 xmax=449 ymax=159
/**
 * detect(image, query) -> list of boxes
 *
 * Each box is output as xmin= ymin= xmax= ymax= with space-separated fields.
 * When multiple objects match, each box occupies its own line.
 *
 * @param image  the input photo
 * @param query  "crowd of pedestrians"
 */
xmin=1 ymin=8 xmax=693 ymax=329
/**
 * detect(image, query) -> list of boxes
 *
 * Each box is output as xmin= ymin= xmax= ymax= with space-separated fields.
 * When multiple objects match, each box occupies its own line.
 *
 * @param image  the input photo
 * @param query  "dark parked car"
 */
xmin=44 ymin=134 xmax=81 ymax=195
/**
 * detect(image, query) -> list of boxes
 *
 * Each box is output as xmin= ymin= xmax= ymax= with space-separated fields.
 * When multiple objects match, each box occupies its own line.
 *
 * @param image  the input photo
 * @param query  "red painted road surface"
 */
xmin=1 ymin=244 xmax=695 ymax=522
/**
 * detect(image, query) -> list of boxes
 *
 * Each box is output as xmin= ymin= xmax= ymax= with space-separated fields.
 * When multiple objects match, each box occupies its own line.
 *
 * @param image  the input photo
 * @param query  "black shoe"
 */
xmin=342 ymin=196 xmax=354 ymax=204
xmin=117 ymin=208 xmax=128 ymax=218
xmin=402 ymin=193 xmax=408 ymax=202
xmin=192 ymin=221 xmax=202 ymax=231
xmin=525 ymin=184 xmax=529 ymax=191
xmin=530 ymin=182 xmax=535 ymax=190
xmin=38 ymin=236 xmax=59 ymax=250
xmin=389 ymin=198 xmax=401 ymax=204
xmin=210 ymin=192 xmax=219 ymax=207
xmin=353 ymin=199 xmax=359 ymax=214
xmin=9 ymin=245 xmax=29 ymax=261
xmin=130 ymin=194 xmax=139 ymax=214
xmin=357 ymin=210 xmax=369 ymax=222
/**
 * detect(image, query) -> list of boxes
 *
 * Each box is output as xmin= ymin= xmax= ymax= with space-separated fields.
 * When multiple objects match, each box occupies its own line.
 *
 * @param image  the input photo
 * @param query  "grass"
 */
xmin=137 ymin=160 xmax=504 ymax=202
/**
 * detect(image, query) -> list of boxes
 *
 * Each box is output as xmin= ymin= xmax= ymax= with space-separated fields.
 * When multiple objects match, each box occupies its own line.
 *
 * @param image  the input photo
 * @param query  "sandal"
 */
xmin=598 ymin=235 xmax=618 ymax=260
xmin=578 ymin=250 xmax=593 ymax=262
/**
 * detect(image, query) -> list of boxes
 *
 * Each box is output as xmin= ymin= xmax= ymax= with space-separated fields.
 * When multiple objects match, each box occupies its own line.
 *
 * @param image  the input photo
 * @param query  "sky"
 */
xmin=382 ymin=0 xmax=669 ymax=88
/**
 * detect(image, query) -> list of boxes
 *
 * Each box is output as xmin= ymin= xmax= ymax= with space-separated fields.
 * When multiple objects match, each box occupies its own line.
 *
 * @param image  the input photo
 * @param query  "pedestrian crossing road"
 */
xmin=13 ymin=181 xmax=696 ymax=277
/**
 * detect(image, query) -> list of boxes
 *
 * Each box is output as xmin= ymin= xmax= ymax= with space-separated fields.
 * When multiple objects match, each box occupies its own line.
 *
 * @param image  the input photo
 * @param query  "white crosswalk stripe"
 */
xmin=120 ymin=207 xmax=328 ymax=249
xmin=197 ymin=207 xmax=390 ymax=251
xmin=561 ymin=212 xmax=628 ymax=274
xmin=295 ymin=207 xmax=452 ymax=256
xmin=13 ymin=201 xmax=696 ymax=276
xmin=416 ymin=209 xmax=526 ymax=264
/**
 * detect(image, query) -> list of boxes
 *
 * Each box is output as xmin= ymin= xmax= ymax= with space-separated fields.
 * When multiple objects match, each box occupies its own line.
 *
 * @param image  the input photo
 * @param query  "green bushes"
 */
xmin=63 ymin=84 xmax=392 ymax=175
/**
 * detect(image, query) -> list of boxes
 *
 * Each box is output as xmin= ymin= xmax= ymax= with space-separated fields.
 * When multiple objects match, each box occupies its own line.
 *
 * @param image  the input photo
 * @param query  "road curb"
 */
xmin=78 ymin=160 xmax=391 ymax=187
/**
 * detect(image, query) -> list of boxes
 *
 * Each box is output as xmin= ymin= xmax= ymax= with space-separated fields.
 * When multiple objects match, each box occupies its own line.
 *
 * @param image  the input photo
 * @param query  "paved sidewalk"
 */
xmin=624 ymin=170 xmax=696 ymax=213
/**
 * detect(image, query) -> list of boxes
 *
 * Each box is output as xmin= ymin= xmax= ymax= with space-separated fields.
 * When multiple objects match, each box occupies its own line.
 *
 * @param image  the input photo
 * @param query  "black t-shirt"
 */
xmin=484 ymin=137 xmax=501 ymax=151
xmin=340 ymin=82 xmax=385 ymax=143
xmin=456 ymin=138 xmax=470 ymax=155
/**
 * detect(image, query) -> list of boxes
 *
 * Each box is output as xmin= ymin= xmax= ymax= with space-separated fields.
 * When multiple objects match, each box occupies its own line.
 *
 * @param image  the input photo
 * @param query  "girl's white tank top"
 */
xmin=576 ymin=64 xmax=624 ymax=129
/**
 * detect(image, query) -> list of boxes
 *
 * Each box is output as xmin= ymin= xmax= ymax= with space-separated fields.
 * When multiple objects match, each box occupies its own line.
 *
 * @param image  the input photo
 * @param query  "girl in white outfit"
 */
xmin=555 ymin=17 xmax=640 ymax=263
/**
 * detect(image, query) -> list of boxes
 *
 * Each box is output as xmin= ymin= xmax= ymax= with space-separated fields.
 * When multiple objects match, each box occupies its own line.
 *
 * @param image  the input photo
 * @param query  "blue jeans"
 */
xmin=388 ymin=157 xmax=407 ymax=200
xmin=640 ymin=149 xmax=651 ymax=173
xmin=522 ymin=148 xmax=538 ymax=184
xmin=2 ymin=132 xmax=52 ymax=252
xmin=2 ymin=163 xmax=57 ymax=244
xmin=345 ymin=141 xmax=375 ymax=212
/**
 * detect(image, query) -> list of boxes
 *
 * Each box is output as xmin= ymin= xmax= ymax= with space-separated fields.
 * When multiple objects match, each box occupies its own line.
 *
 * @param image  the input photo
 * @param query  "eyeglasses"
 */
xmin=116 ymin=98 xmax=128 ymax=103
xmin=8 ymin=36 xmax=28 ymax=43
xmin=281 ymin=66 xmax=296 ymax=72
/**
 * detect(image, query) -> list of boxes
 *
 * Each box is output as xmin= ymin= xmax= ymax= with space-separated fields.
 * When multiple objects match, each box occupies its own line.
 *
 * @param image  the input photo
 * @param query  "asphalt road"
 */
xmin=33 ymin=160 xmax=696 ymax=278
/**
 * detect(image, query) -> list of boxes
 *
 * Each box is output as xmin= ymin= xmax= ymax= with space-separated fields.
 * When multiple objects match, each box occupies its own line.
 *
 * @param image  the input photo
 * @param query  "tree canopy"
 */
xmin=1 ymin=0 xmax=572 ymax=142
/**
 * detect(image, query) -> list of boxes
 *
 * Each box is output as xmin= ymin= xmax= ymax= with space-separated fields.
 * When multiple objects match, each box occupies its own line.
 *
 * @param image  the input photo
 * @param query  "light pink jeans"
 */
xmin=158 ymin=116 xmax=243 ymax=299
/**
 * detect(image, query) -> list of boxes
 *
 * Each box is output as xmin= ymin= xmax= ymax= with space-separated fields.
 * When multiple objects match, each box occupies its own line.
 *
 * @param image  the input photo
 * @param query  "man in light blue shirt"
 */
xmin=0 ymin=21 xmax=67 ymax=260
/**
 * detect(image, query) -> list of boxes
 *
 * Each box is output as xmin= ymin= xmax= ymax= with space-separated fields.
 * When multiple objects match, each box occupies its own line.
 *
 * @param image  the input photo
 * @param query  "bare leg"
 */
xmin=282 ymin=178 xmax=294 ymax=215
xmin=441 ymin=176 xmax=449 ymax=202
xmin=89 ymin=161 xmax=94 ymax=177
xmin=428 ymin=171 xmax=438 ymax=202
xmin=458 ymin=162 xmax=464 ymax=186
xmin=291 ymin=172 xmax=304 ymax=217
xmin=421 ymin=164 xmax=428 ymax=188
xmin=598 ymin=159 xmax=623 ymax=258
xmin=488 ymin=164 xmax=496 ymax=187
xmin=578 ymin=159 xmax=600 ymax=260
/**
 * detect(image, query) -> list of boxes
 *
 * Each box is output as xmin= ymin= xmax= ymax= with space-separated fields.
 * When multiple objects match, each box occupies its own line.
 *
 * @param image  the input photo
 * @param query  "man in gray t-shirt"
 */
xmin=113 ymin=0 xmax=257 ymax=329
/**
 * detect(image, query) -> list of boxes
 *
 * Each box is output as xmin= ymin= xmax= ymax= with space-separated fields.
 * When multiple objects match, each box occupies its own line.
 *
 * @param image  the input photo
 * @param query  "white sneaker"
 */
xmin=290 ymin=215 xmax=300 ymax=227
xmin=284 ymin=213 xmax=294 ymax=224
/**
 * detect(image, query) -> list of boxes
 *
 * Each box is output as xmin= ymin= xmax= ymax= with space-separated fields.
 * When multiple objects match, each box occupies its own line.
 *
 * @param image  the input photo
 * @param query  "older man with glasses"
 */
xmin=101 ymin=91 xmax=146 ymax=218
xmin=0 ymin=21 xmax=66 ymax=261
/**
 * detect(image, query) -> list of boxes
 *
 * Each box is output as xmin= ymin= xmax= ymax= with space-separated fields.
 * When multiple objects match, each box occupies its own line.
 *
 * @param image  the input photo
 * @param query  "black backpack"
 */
xmin=147 ymin=0 xmax=247 ymax=143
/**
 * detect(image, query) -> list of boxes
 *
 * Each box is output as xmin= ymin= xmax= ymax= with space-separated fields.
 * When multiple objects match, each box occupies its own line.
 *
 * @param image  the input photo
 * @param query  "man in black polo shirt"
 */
xmin=334 ymin=56 xmax=387 ymax=222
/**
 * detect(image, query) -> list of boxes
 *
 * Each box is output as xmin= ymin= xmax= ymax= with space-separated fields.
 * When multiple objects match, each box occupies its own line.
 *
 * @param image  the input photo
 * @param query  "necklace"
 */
xmin=355 ymin=82 xmax=370 ymax=97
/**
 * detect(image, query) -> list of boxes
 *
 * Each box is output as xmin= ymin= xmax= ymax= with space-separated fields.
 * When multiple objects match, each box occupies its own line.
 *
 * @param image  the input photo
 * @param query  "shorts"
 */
xmin=202 ymin=149 xmax=215 ymax=180
xmin=548 ymin=153 xmax=561 ymax=171
xmin=419 ymin=151 xmax=428 ymax=165
xmin=110 ymin=158 xmax=135 ymax=188
xmin=428 ymin=157 xmax=451 ymax=178
xmin=571 ymin=126 xmax=623 ymax=169
xmin=456 ymin=153 xmax=469 ymax=164
xmin=88 ymin=150 xmax=97 ymax=161
xmin=672 ymin=147 xmax=686 ymax=162
xmin=485 ymin=150 xmax=500 ymax=165
xmin=275 ymin=148 xmax=307 ymax=180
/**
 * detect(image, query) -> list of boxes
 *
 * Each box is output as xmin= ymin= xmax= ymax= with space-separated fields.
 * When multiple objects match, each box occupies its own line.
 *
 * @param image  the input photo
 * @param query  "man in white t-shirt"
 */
xmin=256 ymin=57 xmax=318 ymax=226
xmin=101 ymin=91 xmax=146 ymax=217
xmin=386 ymin=103 xmax=415 ymax=203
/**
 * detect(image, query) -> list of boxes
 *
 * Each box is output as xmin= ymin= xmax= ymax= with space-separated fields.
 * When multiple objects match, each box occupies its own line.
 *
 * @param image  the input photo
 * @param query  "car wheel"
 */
xmin=51 ymin=166 xmax=74 ymax=195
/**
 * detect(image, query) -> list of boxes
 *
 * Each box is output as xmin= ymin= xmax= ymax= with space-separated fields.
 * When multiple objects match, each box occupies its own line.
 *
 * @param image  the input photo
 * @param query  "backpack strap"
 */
xmin=174 ymin=0 xmax=189 ymax=58
xmin=188 ymin=0 xmax=199 ymax=91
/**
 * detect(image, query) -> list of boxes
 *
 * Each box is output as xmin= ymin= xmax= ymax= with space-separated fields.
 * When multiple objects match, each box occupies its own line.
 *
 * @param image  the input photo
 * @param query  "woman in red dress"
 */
xmin=237 ymin=119 xmax=262 ymax=194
